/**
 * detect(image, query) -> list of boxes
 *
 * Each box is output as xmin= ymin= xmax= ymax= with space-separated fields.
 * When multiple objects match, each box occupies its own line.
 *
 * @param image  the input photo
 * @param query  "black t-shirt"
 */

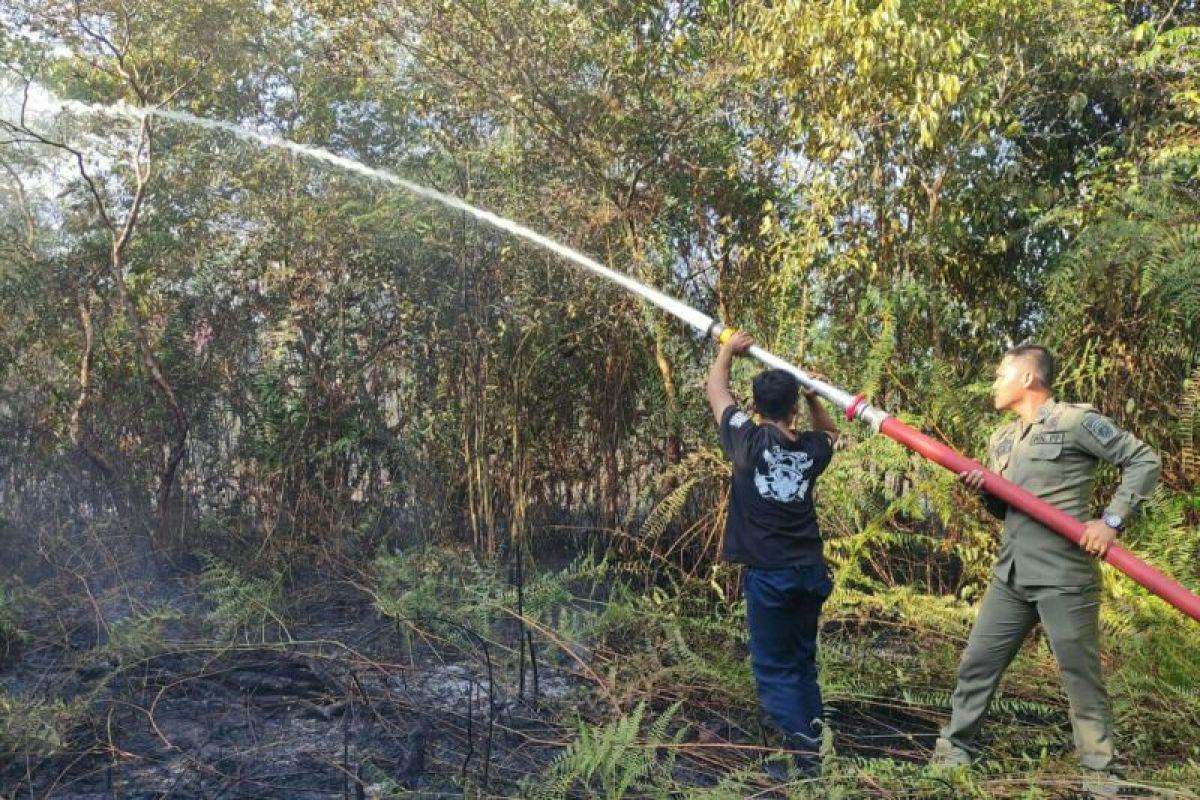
xmin=718 ymin=405 xmax=834 ymax=568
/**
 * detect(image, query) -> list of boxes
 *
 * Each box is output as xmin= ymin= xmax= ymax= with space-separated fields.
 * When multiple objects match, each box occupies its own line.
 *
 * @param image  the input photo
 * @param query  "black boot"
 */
xmin=784 ymin=730 xmax=821 ymax=778
xmin=762 ymin=736 xmax=820 ymax=782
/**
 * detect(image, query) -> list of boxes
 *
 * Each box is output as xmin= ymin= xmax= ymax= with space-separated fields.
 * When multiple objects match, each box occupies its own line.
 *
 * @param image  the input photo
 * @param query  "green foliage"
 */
xmin=372 ymin=546 xmax=507 ymax=646
xmin=1142 ymin=222 xmax=1200 ymax=330
xmin=1106 ymin=599 xmax=1200 ymax=763
xmin=197 ymin=555 xmax=287 ymax=643
xmin=525 ymin=701 xmax=686 ymax=800
xmin=0 ymin=694 xmax=90 ymax=760
xmin=1121 ymin=488 xmax=1200 ymax=593
xmin=94 ymin=608 xmax=184 ymax=665
xmin=622 ymin=447 xmax=729 ymax=579
xmin=817 ymin=424 xmax=997 ymax=600
xmin=1046 ymin=179 xmax=1199 ymax=466
xmin=637 ymin=478 xmax=701 ymax=545
xmin=373 ymin=545 xmax=649 ymax=662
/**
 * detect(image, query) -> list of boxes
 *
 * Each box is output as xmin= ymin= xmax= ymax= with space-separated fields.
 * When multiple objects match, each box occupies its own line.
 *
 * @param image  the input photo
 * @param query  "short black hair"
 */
xmin=1005 ymin=343 xmax=1057 ymax=389
xmin=752 ymin=369 xmax=799 ymax=420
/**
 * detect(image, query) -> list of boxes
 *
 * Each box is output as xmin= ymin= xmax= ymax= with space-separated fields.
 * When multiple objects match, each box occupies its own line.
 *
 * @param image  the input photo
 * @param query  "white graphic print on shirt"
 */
xmin=754 ymin=445 xmax=815 ymax=503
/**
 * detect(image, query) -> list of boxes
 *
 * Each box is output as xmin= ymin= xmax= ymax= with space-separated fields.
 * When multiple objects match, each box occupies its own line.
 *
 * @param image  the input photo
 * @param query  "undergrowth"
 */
xmin=364 ymin=538 xmax=1200 ymax=798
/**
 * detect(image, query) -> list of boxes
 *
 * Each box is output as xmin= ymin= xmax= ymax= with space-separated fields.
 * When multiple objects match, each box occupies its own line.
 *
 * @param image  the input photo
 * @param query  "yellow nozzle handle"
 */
xmin=718 ymin=326 xmax=736 ymax=344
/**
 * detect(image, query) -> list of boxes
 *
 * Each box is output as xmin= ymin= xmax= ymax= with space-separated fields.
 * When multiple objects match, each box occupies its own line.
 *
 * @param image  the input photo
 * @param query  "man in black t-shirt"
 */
xmin=706 ymin=330 xmax=839 ymax=759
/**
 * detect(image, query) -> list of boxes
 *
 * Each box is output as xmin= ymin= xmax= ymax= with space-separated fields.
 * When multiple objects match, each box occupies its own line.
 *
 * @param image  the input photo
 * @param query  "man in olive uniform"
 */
xmin=932 ymin=344 xmax=1161 ymax=782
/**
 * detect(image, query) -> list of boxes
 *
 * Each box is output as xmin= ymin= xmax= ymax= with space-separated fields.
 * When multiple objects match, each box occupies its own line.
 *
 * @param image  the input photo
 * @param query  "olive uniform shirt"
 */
xmin=983 ymin=399 xmax=1161 ymax=587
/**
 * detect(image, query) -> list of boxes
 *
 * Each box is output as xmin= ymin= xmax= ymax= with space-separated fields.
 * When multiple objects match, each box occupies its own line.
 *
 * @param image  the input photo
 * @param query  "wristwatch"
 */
xmin=1102 ymin=511 xmax=1124 ymax=531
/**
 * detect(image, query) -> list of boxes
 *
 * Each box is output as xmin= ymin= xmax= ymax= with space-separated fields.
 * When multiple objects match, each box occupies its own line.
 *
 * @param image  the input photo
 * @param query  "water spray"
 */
xmin=31 ymin=98 xmax=1200 ymax=623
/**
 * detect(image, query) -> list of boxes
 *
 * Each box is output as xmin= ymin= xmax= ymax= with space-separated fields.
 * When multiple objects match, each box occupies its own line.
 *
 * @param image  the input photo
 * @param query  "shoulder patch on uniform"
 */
xmin=729 ymin=411 xmax=751 ymax=429
xmin=994 ymin=433 xmax=1014 ymax=458
xmin=1081 ymin=414 xmax=1119 ymax=446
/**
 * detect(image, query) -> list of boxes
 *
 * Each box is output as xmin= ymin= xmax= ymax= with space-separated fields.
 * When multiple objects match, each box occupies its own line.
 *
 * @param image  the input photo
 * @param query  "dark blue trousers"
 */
xmin=744 ymin=563 xmax=832 ymax=740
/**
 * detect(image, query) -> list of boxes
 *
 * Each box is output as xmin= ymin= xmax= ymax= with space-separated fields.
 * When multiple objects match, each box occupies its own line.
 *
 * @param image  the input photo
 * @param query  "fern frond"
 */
xmin=1180 ymin=366 xmax=1199 ymax=482
xmin=198 ymin=555 xmax=287 ymax=643
xmin=528 ymin=701 xmax=684 ymax=800
xmin=637 ymin=477 xmax=699 ymax=545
